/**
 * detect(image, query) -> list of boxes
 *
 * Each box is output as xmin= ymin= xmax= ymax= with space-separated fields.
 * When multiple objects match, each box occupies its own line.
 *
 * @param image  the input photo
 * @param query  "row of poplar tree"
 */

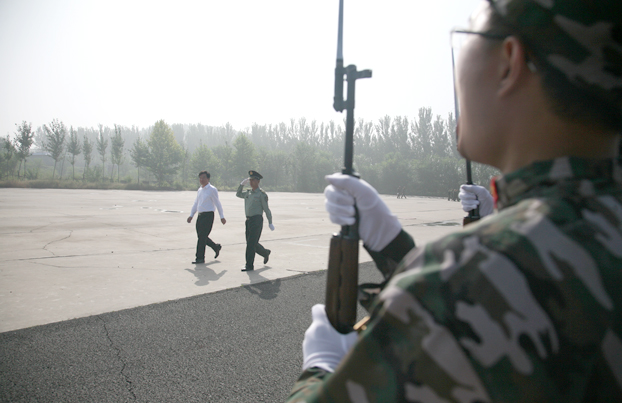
xmin=0 ymin=107 xmax=498 ymax=196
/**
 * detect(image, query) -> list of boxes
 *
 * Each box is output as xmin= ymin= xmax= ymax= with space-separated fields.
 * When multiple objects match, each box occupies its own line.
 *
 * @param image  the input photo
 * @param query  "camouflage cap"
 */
xmin=488 ymin=0 xmax=622 ymax=108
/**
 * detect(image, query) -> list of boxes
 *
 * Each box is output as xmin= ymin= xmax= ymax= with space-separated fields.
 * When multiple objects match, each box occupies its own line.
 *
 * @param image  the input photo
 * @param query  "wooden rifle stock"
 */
xmin=325 ymin=234 xmax=359 ymax=334
xmin=463 ymin=212 xmax=480 ymax=226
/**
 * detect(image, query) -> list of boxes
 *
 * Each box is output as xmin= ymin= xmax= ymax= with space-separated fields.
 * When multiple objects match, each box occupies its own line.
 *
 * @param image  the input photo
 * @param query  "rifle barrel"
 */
xmin=333 ymin=0 xmax=344 ymax=112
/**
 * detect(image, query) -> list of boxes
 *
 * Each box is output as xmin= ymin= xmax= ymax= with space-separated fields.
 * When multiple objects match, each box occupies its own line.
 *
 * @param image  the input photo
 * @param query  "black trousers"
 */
xmin=245 ymin=215 xmax=268 ymax=269
xmin=196 ymin=211 xmax=217 ymax=260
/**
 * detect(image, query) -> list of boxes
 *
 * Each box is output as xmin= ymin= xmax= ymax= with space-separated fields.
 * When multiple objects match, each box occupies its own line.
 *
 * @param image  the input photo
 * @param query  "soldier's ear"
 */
xmin=498 ymin=36 xmax=532 ymax=97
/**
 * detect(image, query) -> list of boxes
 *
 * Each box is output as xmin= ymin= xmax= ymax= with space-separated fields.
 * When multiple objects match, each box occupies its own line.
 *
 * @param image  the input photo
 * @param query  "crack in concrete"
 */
xmin=26 ymin=216 xmax=89 ymax=233
xmin=6 ymin=247 xmax=192 ymax=263
xmin=98 ymin=316 xmax=137 ymax=401
xmin=42 ymin=230 xmax=73 ymax=256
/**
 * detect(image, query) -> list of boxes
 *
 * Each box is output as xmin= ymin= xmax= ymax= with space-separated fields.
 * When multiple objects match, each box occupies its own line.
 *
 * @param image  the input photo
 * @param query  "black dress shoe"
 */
xmin=263 ymin=250 xmax=271 ymax=264
xmin=214 ymin=244 xmax=221 ymax=259
xmin=241 ymin=266 xmax=254 ymax=272
xmin=192 ymin=259 xmax=205 ymax=264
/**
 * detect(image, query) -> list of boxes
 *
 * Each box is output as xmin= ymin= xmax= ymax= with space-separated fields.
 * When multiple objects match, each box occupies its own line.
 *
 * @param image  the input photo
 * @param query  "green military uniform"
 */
xmin=238 ymin=186 xmax=272 ymax=222
xmin=236 ymin=170 xmax=272 ymax=271
xmin=288 ymin=157 xmax=622 ymax=402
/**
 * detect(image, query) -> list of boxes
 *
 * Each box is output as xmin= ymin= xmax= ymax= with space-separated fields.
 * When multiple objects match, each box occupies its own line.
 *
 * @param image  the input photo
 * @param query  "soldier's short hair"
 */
xmin=198 ymin=171 xmax=210 ymax=179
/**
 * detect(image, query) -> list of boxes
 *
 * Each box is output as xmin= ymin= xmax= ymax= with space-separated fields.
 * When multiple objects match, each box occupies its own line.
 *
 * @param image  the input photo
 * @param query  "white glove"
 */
xmin=302 ymin=304 xmax=358 ymax=372
xmin=240 ymin=178 xmax=250 ymax=186
xmin=459 ymin=184 xmax=494 ymax=217
xmin=325 ymin=173 xmax=401 ymax=251
xmin=269 ymin=224 xmax=275 ymax=231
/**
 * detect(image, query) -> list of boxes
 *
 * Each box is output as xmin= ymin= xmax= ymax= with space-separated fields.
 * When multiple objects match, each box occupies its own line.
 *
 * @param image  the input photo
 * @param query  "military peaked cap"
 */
xmin=249 ymin=170 xmax=263 ymax=180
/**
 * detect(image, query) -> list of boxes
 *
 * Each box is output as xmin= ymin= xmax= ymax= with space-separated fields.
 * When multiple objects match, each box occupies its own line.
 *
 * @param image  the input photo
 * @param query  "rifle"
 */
xmin=462 ymin=161 xmax=480 ymax=226
xmin=325 ymin=0 xmax=372 ymax=334
xmin=450 ymin=35 xmax=480 ymax=227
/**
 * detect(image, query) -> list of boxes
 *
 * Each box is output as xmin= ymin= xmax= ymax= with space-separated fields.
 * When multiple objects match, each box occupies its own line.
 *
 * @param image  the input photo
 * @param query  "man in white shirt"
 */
xmin=187 ymin=171 xmax=226 ymax=264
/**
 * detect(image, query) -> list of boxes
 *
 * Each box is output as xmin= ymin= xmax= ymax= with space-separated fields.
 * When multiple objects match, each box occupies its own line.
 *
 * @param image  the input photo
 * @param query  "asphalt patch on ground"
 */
xmin=0 ymin=262 xmax=383 ymax=403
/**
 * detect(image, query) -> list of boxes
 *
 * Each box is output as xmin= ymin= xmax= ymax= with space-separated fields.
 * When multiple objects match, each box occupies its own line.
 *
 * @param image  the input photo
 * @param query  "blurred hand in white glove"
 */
xmin=240 ymin=178 xmax=250 ymax=186
xmin=325 ymin=173 xmax=401 ymax=251
xmin=459 ymin=184 xmax=495 ymax=217
xmin=269 ymin=224 xmax=275 ymax=231
xmin=302 ymin=304 xmax=358 ymax=372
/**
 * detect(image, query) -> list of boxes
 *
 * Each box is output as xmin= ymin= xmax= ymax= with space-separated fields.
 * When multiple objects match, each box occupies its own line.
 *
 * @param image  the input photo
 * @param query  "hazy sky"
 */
xmin=0 ymin=0 xmax=481 ymax=138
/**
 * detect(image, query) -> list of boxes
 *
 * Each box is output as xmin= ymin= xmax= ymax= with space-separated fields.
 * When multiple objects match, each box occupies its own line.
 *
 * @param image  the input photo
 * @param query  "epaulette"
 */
xmin=260 ymin=189 xmax=268 ymax=201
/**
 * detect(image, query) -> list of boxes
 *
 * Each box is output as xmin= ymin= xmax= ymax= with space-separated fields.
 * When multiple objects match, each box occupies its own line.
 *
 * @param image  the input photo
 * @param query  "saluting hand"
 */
xmin=241 ymin=178 xmax=250 ymax=186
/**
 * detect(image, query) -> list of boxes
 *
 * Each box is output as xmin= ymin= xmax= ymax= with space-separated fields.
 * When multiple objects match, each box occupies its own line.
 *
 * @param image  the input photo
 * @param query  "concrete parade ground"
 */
xmin=0 ymin=188 xmax=464 ymax=402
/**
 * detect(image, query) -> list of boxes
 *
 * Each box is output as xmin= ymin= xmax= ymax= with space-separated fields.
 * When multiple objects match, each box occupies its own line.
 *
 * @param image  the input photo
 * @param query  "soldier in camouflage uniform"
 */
xmin=288 ymin=0 xmax=622 ymax=401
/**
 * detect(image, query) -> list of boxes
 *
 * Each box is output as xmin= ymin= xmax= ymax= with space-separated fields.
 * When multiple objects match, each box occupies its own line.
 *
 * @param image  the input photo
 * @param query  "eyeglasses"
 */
xmin=449 ymin=29 xmax=510 ymax=119
xmin=450 ymin=28 xmax=537 ymax=73
xmin=450 ymin=28 xmax=509 ymax=61
xmin=449 ymin=28 xmax=539 ymax=120
xmin=451 ymin=28 xmax=509 ymax=42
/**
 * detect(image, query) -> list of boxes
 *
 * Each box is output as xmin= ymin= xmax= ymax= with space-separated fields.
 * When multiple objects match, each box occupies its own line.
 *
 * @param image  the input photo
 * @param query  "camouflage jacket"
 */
xmin=288 ymin=157 xmax=622 ymax=402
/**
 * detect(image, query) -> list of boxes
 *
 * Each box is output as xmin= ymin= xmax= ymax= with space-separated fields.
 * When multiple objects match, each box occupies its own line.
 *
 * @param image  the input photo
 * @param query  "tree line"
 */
xmin=0 ymin=107 xmax=499 ymax=195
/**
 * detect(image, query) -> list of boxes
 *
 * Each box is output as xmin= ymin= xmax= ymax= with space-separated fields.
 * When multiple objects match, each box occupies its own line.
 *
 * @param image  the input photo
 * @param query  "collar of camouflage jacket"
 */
xmin=492 ymin=156 xmax=622 ymax=210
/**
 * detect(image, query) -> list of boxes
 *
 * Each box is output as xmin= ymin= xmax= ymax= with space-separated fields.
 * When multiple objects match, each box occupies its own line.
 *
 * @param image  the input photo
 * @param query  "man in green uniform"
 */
xmin=288 ymin=0 xmax=622 ymax=401
xmin=236 ymin=170 xmax=274 ymax=272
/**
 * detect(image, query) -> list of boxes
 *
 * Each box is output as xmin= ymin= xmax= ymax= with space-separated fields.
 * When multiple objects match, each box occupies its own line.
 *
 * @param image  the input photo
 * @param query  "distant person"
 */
xmin=187 ymin=171 xmax=225 ymax=264
xmin=236 ymin=170 xmax=274 ymax=272
xmin=397 ymin=186 xmax=406 ymax=199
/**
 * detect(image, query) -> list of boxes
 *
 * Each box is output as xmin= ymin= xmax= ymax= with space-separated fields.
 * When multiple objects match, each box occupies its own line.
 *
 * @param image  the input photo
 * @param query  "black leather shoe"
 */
xmin=214 ymin=244 xmax=221 ymax=259
xmin=192 ymin=259 xmax=205 ymax=264
xmin=263 ymin=250 xmax=271 ymax=264
xmin=241 ymin=266 xmax=254 ymax=272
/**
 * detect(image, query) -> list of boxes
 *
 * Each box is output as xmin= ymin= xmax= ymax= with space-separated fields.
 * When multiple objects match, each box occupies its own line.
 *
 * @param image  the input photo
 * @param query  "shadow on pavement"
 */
xmin=185 ymin=262 xmax=227 ymax=286
xmin=242 ymin=268 xmax=281 ymax=299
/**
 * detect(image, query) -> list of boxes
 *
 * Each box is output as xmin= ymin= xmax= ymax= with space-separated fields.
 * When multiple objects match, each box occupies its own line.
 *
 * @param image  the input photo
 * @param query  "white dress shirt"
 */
xmin=190 ymin=183 xmax=224 ymax=219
